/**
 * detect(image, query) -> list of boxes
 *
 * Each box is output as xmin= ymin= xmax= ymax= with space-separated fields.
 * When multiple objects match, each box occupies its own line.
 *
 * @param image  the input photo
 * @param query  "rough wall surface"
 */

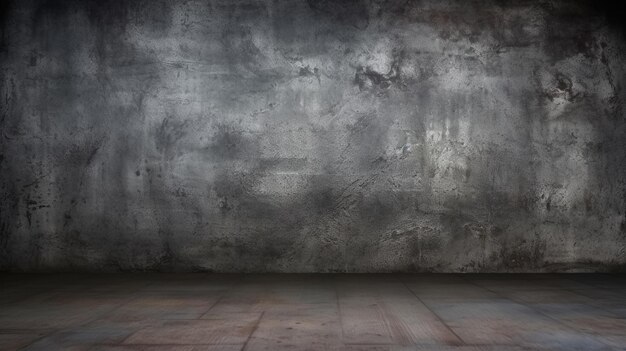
xmin=1 ymin=0 xmax=625 ymax=272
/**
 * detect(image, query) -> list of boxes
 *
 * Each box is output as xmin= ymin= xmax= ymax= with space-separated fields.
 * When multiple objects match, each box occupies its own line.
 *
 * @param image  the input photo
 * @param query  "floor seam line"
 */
xmin=396 ymin=275 xmax=466 ymax=346
xmin=458 ymin=275 xmax=617 ymax=349
xmin=241 ymin=310 xmax=264 ymax=351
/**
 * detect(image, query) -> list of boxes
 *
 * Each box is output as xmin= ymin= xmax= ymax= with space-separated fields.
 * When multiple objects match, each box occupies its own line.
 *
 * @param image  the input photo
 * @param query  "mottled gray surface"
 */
xmin=1 ymin=0 xmax=625 ymax=272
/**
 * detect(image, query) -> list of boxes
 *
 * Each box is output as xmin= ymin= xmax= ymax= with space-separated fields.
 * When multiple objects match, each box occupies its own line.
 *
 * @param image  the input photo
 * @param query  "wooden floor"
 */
xmin=1 ymin=274 xmax=625 ymax=350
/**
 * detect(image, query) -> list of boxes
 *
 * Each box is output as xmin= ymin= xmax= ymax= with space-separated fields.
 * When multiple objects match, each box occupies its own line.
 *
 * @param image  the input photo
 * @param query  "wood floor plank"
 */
xmin=422 ymin=300 xmax=610 ymax=349
xmin=123 ymin=315 xmax=261 ymax=345
xmin=242 ymin=276 xmax=342 ymax=349
xmin=336 ymin=276 xmax=462 ymax=346
xmin=0 ymin=333 xmax=48 ymax=351
xmin=336 ymin=279 xmax=395 ymax=345
xmin=105 ymin=291 xmax=222 ymax=321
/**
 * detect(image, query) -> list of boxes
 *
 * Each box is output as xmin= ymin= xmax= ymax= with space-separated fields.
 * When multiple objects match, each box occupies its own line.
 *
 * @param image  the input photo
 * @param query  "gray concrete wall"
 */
xmin=1 ymin=0 xmax=625 ymax=272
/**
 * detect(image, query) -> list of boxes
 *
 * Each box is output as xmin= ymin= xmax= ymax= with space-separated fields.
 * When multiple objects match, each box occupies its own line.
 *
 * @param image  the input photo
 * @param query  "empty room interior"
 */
xmin=1 ymin=0 xmax=626 ymax=350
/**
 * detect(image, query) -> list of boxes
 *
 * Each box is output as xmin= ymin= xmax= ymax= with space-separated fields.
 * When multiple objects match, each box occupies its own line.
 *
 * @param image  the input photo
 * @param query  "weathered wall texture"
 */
xmin=1 ymin=0 xmax=625 ymax=272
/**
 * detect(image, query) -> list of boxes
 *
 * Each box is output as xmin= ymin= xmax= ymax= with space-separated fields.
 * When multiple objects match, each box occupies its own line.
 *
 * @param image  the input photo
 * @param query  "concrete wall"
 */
xmin=1 ymin=0 xmax=625 ymax=272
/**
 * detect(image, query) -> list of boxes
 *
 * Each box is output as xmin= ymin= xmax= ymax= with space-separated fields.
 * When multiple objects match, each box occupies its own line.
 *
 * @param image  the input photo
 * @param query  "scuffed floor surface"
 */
xmin=1 ymin=274 xmax=625 ymax=350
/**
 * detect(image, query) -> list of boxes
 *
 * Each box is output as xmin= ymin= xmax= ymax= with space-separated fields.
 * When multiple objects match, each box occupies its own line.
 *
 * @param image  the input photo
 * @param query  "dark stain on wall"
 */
xmin=1 ymin=0 xmax=625 ymax=272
